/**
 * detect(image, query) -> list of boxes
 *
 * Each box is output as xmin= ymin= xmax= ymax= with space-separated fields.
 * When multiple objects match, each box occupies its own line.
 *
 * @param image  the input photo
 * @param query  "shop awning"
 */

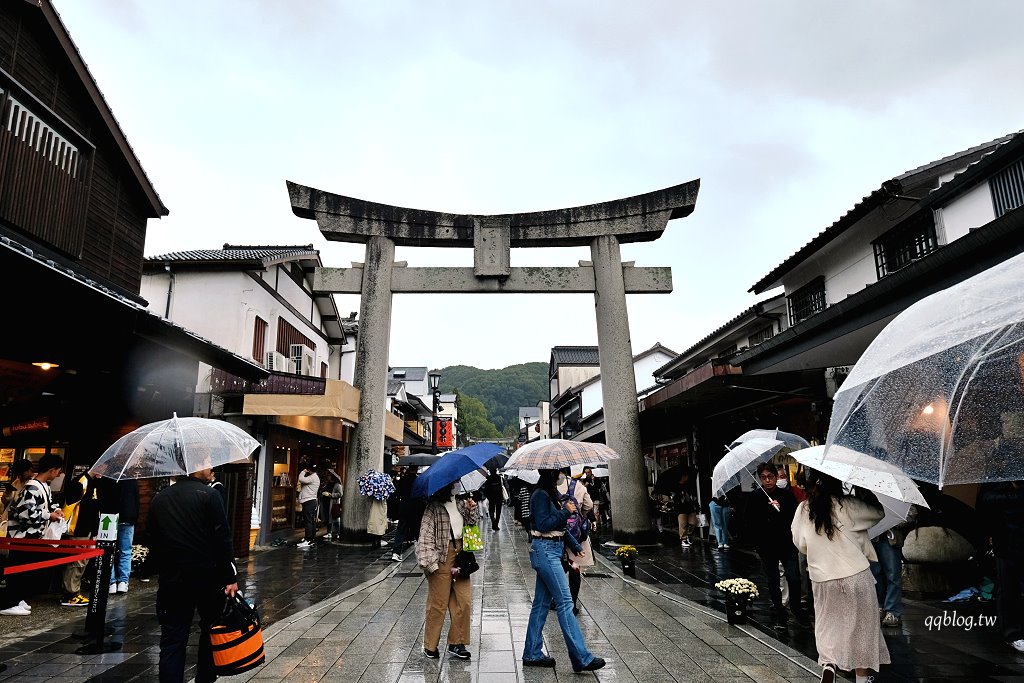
xmin=243 ymin=379 xmax=360 ymax=424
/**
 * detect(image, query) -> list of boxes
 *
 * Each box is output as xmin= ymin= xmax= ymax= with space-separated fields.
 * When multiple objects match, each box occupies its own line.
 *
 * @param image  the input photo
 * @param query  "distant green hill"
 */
xmin=439 ymin=362 xmax=548 ymax=435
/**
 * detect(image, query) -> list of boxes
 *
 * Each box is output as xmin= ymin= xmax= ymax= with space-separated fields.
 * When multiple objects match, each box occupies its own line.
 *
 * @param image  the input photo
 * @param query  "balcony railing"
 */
xmin=211 ymin=368 xmax=327 ymax=395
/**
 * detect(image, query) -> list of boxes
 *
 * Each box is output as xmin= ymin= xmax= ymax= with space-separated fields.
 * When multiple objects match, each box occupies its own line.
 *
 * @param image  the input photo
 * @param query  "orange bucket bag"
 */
xmin=209 ymin=593 xmax=265 ymax=675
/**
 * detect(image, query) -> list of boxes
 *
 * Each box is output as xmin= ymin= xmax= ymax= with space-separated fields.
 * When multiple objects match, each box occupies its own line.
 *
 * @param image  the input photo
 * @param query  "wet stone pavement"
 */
xmin=0 ymin=520 xmax=1022 ymax=682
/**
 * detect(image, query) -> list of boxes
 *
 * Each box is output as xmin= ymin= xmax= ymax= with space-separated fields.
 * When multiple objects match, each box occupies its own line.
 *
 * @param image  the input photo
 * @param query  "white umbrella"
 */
xmin=502 ymin=468 xmax=540 ymax=484
xmin=796 ymin=445 xmax=929 ymax=507
xmin=792 ymin=445 xmax=929 ymax=538
xmin=570 ymin=464 xmax=609 ymax=478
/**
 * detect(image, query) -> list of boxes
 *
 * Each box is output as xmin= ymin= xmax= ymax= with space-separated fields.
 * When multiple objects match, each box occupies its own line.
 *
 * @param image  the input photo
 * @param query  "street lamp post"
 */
xmin=428 ymin=370 xmax=441 ymax=455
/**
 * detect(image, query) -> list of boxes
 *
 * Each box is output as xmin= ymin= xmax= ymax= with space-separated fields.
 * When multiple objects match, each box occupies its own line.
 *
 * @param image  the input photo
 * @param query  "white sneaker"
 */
xmin=0 ymin=605 xmax=30 ymax=616
xmin=391 ymin=553 xmax=402 ymax=561
xmin=109 ymin=584 xmax=118 ymax=594
xmin=296 ymin=540 xmax=311 ymax=548
xmin=117 ymin=582 xmax=129 ymax=594
xmin=1011 ymin=639 xmax=1024 ymax=653
xmin=17 ymin=601 xmax=31 ymax=612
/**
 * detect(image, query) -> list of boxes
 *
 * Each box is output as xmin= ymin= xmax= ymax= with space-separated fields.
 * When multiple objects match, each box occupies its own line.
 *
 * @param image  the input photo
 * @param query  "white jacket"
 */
xmin=297 ymin=471 xmax=320 ymax=504
xmin=791 ymin=497 xmax=883 ymax=583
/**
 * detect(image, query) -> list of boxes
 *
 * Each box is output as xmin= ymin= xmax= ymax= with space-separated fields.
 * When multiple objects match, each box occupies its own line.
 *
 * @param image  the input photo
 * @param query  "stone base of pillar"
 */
xmin=609 ymin=528 xmax=661 ymax=546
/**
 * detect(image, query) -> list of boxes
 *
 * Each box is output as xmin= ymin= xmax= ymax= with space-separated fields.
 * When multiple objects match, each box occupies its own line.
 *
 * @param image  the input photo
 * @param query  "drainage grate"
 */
xmin=396 ymin=572 xmax=423 ymax=578
xmin=583 ymin=573 xmax=611 ymax=579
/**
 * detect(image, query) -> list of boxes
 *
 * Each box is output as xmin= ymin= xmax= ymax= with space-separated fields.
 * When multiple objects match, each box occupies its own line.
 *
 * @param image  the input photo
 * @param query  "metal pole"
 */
xmin=431 ymin=390 xmax=439 ymax=455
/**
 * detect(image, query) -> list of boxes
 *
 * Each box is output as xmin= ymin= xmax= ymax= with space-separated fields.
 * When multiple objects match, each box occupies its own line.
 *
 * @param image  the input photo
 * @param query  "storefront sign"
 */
xmin=2 ymin=419 xmax=49 ymax=437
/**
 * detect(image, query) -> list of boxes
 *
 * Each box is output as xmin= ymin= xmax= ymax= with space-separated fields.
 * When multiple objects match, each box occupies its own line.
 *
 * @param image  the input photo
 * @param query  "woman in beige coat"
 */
xmin=557 ymin=470 xmax=593 ymax=614
xmin=791 ymin=470 xmax=888 ymax=683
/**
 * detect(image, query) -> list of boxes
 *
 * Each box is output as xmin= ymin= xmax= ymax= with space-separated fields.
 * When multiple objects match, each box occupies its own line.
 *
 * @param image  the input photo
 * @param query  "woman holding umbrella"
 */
xmin=791 ymin=469 xmax=888 ymax=683
xmin=521 ymin=468 xmax=605 ymax=672
xmin=416 ymin=482 xmax=478 ymax=661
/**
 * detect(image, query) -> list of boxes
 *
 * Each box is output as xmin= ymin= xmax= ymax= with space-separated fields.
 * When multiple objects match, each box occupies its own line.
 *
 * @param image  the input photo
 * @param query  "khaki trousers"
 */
xmin=424 ymin=540 xmax=471 ymax=650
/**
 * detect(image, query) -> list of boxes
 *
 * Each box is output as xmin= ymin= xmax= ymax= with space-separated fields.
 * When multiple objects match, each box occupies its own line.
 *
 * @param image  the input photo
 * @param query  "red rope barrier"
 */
xmin=0 ymin=536 xmax=106 ymax=574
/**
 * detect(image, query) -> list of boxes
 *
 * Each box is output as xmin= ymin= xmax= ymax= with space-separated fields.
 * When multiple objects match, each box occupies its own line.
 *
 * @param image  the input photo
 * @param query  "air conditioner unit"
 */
xmin=289 ymin=344 xmax=315 ymax=375
xmin=265 ymin=351 xmax=289 ymax=372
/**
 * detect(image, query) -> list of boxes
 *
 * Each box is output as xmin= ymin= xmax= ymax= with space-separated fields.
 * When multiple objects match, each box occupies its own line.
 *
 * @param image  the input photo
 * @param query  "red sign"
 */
xmin=435 ymin=417 xmax=454 ymax=449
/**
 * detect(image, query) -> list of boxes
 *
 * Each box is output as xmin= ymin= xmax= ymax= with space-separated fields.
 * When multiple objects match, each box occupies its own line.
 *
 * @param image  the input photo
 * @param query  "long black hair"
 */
xmin=537 ymin=469 xmax=561 ymax=505
xmin=429 ymin=482 xmax=454 ymax=504
xmin=805 ymin=469 xmax=845 ymax=540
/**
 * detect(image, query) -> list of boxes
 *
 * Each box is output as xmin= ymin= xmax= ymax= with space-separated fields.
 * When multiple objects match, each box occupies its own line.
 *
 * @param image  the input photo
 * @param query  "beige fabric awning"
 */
xmin=244 ymin=379 xmax=406 ymax=443
xmin=243 ymin=379 xmax=361 ymax=424
xmin=384 ymin=412 xmax=405 ymax=443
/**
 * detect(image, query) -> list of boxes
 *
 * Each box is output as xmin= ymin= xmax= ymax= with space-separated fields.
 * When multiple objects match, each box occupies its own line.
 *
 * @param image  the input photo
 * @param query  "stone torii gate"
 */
xmin=288 ymin=179 xmax=699 ymax=542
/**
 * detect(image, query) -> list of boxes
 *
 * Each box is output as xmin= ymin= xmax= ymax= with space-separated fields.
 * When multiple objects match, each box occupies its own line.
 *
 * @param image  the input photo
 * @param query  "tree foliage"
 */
xmin=454 ymin=391 xmax=502 ymax=442
xmin=440 ymin=362 xmax=548 ymax=434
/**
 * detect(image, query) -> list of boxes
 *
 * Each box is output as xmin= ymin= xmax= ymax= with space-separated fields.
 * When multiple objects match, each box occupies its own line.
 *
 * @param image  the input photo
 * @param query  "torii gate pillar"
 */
xmin=289 ymin=179 xmax=699 ymax=542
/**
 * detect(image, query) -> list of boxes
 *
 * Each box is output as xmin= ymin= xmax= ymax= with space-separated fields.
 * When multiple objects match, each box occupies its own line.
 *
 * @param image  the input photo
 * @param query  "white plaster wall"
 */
xmin=140 ymin=269 xmax=328 ymax=376
xmin=557 ymin=367 xmax=600 ymax=395
xmin=578 ymin=351 xmax=675 ymax=419
xmin=339 ymin=335 xmax=356 ymax=385
xmin=937 ymin=182 xmax=995 ymax=243
xmin=538 ymin=402 xmax=551 ymax=439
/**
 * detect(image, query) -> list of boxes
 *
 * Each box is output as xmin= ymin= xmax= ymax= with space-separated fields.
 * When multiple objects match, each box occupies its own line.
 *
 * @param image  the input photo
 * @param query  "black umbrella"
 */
xmin=396 ymin=454 xmax=441 ymax=467
xmin=653 ymin=463 xmax=696 ymax=495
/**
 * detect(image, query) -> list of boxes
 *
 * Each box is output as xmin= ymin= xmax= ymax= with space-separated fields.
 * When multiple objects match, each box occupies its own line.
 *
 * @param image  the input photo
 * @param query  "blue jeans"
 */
xmin=523 ymin=538 xmax=595 ymax=669
xmin=110 ymin=523 xmax=135 ymax=585
xmin=709 ymin=501 xmax=731 ymax=545
xmin=870 ymin=537 xmax=903 ymax=617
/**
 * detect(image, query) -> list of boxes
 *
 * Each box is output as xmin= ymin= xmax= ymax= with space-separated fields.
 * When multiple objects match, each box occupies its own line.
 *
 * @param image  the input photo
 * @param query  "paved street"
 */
xmin=1 ymin=520 xmax=1023 ymax=682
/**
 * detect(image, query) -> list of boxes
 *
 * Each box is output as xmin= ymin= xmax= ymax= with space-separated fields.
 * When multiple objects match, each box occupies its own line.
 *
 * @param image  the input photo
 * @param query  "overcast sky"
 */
xmin=54 ymin=1 xmax=1024 ymax=370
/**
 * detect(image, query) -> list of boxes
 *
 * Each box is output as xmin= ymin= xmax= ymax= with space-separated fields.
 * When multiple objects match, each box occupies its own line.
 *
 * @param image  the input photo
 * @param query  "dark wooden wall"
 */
xmin=0 ymin=3 xmax=152 ymax=294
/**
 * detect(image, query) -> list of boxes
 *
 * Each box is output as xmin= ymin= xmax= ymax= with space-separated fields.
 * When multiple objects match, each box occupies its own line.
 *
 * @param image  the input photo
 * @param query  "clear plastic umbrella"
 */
xmin=711 ymin=437 xmax=787 ymax=497
xmin=89 ymin=414 xmax=260 ymax=480
xmin=826 ymin=251 xmax=1024 ymax=487
xmin=729 ymin=428 xmax=810 ymax=452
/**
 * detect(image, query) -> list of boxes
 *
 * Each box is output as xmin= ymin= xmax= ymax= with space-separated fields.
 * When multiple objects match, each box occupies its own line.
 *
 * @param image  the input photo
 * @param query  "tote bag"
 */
xmin=461 ymin=524 xmax=483 ymax=551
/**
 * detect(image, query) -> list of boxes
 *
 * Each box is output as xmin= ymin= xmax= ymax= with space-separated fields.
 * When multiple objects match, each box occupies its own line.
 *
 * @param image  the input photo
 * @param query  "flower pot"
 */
xmin=725 ymin=596 xmax=749 ymax=625
xmin=620 ymin=559 xmax=636 ymax=577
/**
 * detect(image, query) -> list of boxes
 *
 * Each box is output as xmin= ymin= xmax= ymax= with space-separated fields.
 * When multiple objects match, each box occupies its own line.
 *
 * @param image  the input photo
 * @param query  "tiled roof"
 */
xmin=749 ymin=131 xmax=1021 ymax=294
xmin=550 ymin=346 xmax=600 ymax=366
xmin=145 ymin=244 xmax=318 ymax=266
xmin=654 ymin=294 xmax=785 ymax=378
xmin=389 ymin=367 xmax=427 ymax=382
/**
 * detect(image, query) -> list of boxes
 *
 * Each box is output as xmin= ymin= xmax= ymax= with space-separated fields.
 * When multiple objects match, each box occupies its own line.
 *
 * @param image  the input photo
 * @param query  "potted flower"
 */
xmin=614 ymin=545 xmax=639 ymax=577
xmin=714 ymin=578 xmax=759 ymax=624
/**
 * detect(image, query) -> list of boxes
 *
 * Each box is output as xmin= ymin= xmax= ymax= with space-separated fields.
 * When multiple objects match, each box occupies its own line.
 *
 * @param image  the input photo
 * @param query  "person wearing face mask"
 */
xmin=746 ymin=463 xmax=809 ymax=630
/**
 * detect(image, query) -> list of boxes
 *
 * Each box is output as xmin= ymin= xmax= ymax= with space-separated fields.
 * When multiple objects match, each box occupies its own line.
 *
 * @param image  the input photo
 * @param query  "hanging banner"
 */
xmin=435 ymin=417 xmax=454 ymax=449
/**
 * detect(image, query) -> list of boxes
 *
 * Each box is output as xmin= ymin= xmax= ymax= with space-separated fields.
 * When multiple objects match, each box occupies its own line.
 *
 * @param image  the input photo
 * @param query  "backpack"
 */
xmin=560 ymin=480 xmax=591 ymax=543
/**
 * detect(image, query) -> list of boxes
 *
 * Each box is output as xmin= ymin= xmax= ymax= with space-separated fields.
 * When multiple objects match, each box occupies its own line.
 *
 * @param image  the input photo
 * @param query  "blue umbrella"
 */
xmin=412 ymin=443 xmax=506 ymax=499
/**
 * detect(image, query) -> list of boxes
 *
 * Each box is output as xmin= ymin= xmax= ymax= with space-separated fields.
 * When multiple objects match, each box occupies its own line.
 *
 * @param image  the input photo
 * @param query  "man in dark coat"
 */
xmin=390 ymin=468 xmax=424 ymax=561
xmin=149 ymin=468 xmax=238 ymax=683
xmin=977 ymin=480 xmax=1024 ymax=652
xmin=747 ymin=462 xmax=809 ymax=629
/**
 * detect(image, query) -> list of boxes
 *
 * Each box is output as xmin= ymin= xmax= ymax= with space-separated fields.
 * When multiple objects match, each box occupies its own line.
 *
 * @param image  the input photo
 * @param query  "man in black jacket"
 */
xmin=149 ymin=468 xmax=238 ymax=683
xmin=747 ymin=462 xmax=809 ymax=629
xmin=977 ymin=480 xmax=1024 ymax=652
